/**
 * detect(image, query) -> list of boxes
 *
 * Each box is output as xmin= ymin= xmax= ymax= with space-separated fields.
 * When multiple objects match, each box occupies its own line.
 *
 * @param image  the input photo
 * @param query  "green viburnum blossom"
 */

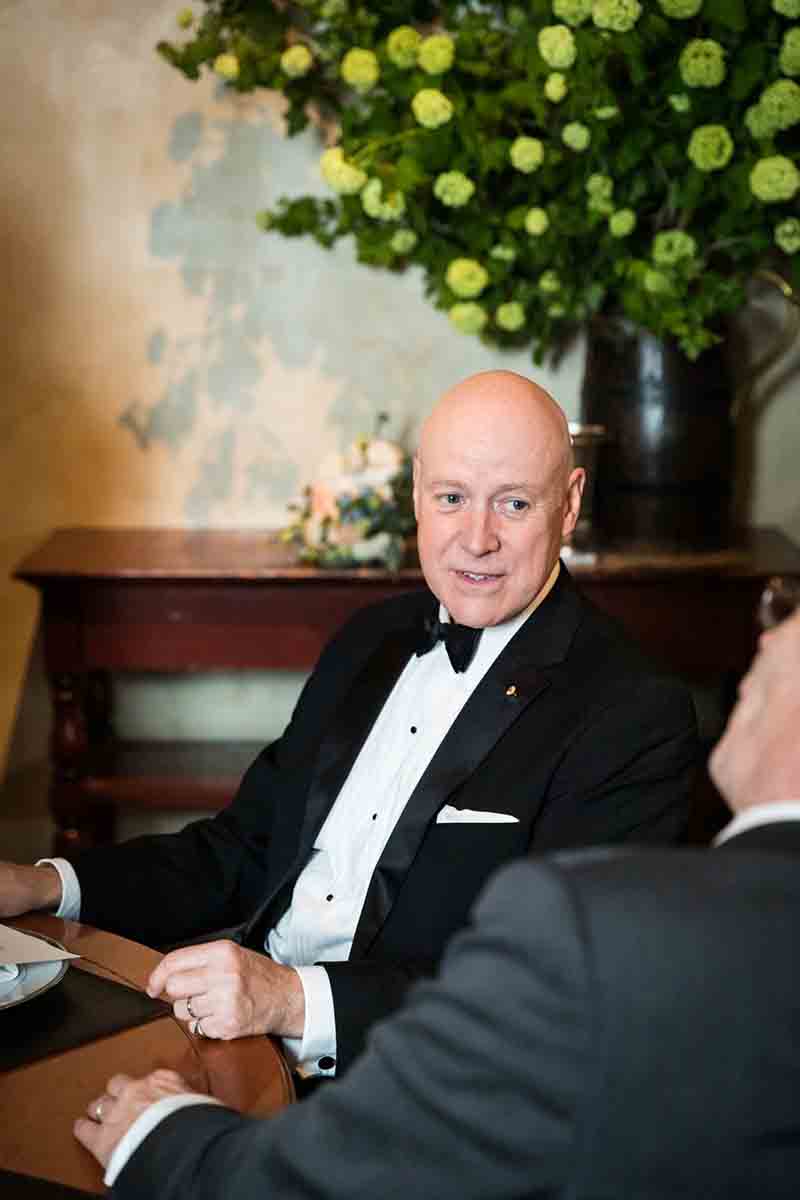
xmin=341 ymin=48 xmax=380 ymax=92
xmin=213 ymin=53 xmax=239 ymax=80
xmin=418 ymin=34 xmax=454 ymax=74
xmin=553 ymin=0 xmax=593 ymax=25
xmin=586 ymin=173 xmax=614 ymax=213
xmin=510 ymin=136 xmax=544 ymax=172
xmin=538 ymin=25 xmax=577 ymax=69
xmin=539 ymin=269 xmax=562 ymax=293
xmin=563 ymin=122 xmax=591 ymax=151
xmin=411 ymin=88 xmax=453 ymax=128
xmin=490 ymin=244 xmax=517 ymax=262
xmin=495 ymin=301 xmax=527 ymax=330
xmin=592 ymin=0 xmax=643 ymax=33
xmin=386 ymin=26 xmax=421 ymax=69
xmin=545 ymin=72 xmax=568 ymax=102
xmin=281 ymin=45 xmax=313 ymax=78
xmin=320 ymin=0 xmax=346 ymax=17
xmin=433 ymin=171 xmax=475 ymax=207
xmin=679 ymin=39 xmax=726 ymax=88
xmin=176 ymin=8 xmax=194 ymax=28
xmin=780 ymin=28 xmax=800 ymax=75
xmin=446 ymin=258 xmax=490 ymax=297
xmin=320 ymin=147 xmax=367 ymax=194
xmin=525 ymin=207 xmax=550 ymax=235
xmin=669 ymin=93 xmax=691 ymax=112
xmin=761 ymin=79 xmax=800 ymax=131
xmin=361 ymin=178 xmax=406 ymax=221
xmin=390 ymin=229 xmax=418 ymax=254
xmin=644 ymin=268 xmax=673 ymax=294
xmin=507 ymin=6 xmax=527 ymax=27
xmin=594 ymin=105 xmax=619 ymax=119
xmin=449 ymin=302 xmax=488 ymax=334
xmin=609 ymin=209 xmax=636 ymax=236
xmin=658 ymin=0 xmax=702 ymax=16
xmin=774 ymin=0 xmax=800 ymax=14
xmin=750 ymin=155 xmax=800 ymax=202
xmin=586 ymin=174 xmax=614 ymax=199
xmin=775 ymin=217 xmax=800 ymax=253
xmin=547 ymin=302 xmax=567 ymax=317
xmin=687 ymin=124 xmax=734 ymax=171
xmin=745 ymin=103 xmax=775 ymax=140
xmin=653 ymin=229 xmax=697 ymax=265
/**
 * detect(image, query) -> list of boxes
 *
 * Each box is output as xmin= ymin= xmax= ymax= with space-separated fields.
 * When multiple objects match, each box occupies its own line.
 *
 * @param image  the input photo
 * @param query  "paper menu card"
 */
xmin=0 ymin=924 xmax=80 ymax=966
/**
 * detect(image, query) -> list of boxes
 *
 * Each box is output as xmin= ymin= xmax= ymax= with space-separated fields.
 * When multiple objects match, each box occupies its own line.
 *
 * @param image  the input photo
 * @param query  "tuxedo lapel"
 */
xmin=240 ymin=611 xmax=429 ymax=948
xmin=351 ymin=566 xmax=583 ymax=957
xmin=296 ymin=623 xmax=423 ymax=858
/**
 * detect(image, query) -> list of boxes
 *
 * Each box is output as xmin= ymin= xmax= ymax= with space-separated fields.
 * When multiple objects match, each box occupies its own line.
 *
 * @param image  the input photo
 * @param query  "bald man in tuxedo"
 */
xmin=1 ymin=371 xmax=695 ymax=1082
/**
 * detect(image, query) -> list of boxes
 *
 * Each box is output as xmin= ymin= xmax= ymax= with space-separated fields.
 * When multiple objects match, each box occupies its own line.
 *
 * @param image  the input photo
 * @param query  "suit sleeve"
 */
xmin=113 ymin=860 xmax=591 ymax=1200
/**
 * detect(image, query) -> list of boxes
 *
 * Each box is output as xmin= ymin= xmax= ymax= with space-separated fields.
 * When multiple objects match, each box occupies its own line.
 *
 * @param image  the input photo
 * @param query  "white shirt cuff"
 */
xmin=713 ymin=801 xmax=800 ymax=846
xmin=35 ymin=858 xmax=81 ymax=920
xmin=281 ymin=965 xmax=337 ymax=1076
xmin=104 ymin=1094 xmax=223 ymax=1186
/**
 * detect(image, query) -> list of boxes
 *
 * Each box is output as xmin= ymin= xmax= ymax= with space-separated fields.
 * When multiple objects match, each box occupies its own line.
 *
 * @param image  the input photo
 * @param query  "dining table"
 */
xmin=0 ymin=914 xmax=295 ymax=1196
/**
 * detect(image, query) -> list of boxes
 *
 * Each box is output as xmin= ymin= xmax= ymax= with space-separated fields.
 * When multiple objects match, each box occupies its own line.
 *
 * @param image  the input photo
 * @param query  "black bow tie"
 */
xmin=416 ymin=615 xmax=482 ymax=673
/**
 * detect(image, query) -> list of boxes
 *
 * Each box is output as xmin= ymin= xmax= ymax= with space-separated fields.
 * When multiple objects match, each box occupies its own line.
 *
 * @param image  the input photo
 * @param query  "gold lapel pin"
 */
xmin=505 ymin=685 xmax=517 ymax=698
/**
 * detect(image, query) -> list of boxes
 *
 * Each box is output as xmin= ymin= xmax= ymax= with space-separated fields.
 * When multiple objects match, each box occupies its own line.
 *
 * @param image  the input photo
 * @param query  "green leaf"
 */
xmin=703 ymin=0 xmax=747 ymax=32
xmin=729 ymin=44 xmax=767 ymax=103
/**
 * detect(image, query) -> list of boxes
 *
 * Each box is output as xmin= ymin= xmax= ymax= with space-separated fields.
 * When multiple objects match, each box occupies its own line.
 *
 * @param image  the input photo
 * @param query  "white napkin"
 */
xmin=0 ymin=963 xmax=20 ymax=983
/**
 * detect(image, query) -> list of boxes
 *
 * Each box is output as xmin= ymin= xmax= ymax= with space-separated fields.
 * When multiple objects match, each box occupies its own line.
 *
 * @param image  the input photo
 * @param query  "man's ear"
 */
xmin=561 ymin=467 xmax=585 ymax=537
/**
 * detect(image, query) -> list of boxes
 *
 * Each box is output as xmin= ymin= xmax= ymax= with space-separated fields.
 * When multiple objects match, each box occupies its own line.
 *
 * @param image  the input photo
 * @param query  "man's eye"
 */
xmin=498 ymin=498 xmax=529 ymax=516
xmin=437 ymin=493 xmax=462 ymax=506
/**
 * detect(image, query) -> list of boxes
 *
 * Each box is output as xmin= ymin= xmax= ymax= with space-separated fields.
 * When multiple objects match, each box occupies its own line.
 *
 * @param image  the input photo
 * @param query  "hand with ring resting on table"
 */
xmin=145 ymin=939 xmax=306 ymax=1041
xmin=74 ymin=1070 xmax=200 ymax=1170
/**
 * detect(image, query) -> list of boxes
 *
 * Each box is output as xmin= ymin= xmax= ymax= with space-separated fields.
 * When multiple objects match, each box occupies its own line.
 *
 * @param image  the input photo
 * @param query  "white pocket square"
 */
xmin=436 ymin=805 xmax=519 ymax=824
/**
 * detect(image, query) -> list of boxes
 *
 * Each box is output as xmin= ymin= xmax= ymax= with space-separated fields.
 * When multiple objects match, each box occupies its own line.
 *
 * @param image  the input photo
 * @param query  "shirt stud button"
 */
xmin=326 ymin=894 xmax=333 ymax=902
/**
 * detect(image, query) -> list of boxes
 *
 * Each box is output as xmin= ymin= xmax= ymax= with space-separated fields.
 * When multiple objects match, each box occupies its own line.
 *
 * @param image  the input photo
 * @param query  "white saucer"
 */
xmin=0 ymin=935 xmax=69 ymax=1011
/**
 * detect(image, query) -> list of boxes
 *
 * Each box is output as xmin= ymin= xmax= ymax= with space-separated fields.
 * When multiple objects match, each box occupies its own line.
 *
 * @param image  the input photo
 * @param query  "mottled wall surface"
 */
xmin=1 ymin=0 xmax=798 ymax=790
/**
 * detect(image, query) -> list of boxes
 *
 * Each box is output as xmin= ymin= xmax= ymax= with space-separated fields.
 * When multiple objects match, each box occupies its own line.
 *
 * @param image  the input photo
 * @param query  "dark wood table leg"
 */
xmin=49 ymin=673 xmax=114 ymax=857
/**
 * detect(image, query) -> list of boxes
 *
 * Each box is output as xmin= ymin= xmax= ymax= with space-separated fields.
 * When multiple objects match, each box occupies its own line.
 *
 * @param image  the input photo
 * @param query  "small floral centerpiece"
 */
xmin=281 ymin=421 xmax=416 ymax=568
xmin=160 ymin=0 xmax=800 ymax=361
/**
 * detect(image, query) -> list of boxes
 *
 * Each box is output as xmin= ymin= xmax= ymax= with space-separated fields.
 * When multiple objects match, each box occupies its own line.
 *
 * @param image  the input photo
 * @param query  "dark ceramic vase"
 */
xmin=580 ymin=317 xmax=736 ymax=549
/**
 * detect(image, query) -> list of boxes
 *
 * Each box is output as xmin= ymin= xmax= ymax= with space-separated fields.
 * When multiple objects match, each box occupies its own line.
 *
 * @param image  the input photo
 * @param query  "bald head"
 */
xmin=419 ymin=370 xmax=573 ymax=483
xmin=413 ymin=371 xmax=584 ymax=628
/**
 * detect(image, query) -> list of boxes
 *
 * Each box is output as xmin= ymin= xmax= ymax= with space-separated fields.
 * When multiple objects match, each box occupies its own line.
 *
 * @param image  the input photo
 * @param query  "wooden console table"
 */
xmin=14 ymin=526 xmax=800 ymax=855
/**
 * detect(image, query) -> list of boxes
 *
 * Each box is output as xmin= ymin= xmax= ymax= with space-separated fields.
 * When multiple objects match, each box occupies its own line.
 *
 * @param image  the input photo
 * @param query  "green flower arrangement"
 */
xmin=280 ymin=420 xmax=416 ymax=569
xmin=160 ymin=1 xmax=800 ymax=360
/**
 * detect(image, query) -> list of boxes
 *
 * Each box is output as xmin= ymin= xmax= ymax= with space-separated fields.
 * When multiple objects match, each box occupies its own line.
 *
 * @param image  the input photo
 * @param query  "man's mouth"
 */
xmin=454 ymin=570 xmax=503 ymax=584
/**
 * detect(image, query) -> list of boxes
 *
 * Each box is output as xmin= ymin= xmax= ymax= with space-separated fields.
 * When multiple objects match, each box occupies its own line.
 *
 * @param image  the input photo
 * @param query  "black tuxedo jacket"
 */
xmin=75 ymin=567 xmax=697 ymax=1069
xmin=116 ymin=820 xmax=800 ymax=1200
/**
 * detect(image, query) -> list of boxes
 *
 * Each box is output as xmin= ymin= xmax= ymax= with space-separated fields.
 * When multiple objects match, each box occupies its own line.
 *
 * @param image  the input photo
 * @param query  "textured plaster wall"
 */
xmin=1 ymin=0 xmax=798 ymax=812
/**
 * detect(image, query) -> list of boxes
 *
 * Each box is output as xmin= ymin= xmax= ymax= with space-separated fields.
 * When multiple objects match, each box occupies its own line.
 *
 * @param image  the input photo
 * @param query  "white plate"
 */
xmin=0 ymin=933 xmax=69 ymax=1010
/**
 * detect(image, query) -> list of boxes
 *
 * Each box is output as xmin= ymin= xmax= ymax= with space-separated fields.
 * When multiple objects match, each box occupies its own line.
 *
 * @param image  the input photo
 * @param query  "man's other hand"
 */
xmin=0 ymin=861 xmax=62 ymax=917
xmin=146 ymin=940 xmax=306 ymax=1040
xmin=74 ymin=1069 xmax=198 ymax=1170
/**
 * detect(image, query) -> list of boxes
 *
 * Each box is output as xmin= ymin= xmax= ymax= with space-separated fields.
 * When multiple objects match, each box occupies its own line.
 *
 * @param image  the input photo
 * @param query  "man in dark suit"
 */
xmin=0 ymin=370 xmax=696 ymax=1076
xmin=77 ymin=596 xmax=800 ymax=1197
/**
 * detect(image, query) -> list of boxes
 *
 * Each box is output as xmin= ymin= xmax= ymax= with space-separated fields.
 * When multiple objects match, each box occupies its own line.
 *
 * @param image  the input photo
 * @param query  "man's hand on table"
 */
xmin=74 ymin=1070 xmax=199 ymax=1170
xmin=146 ymin=939 xmax=306 ymax=1040
xmin=0 ymin=861 xmax=62 ymax=917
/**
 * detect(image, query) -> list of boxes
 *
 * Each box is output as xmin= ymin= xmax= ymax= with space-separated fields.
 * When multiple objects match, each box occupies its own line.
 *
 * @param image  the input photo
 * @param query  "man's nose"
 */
xmin=460 ymin=507 xmax=500 ymax=556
